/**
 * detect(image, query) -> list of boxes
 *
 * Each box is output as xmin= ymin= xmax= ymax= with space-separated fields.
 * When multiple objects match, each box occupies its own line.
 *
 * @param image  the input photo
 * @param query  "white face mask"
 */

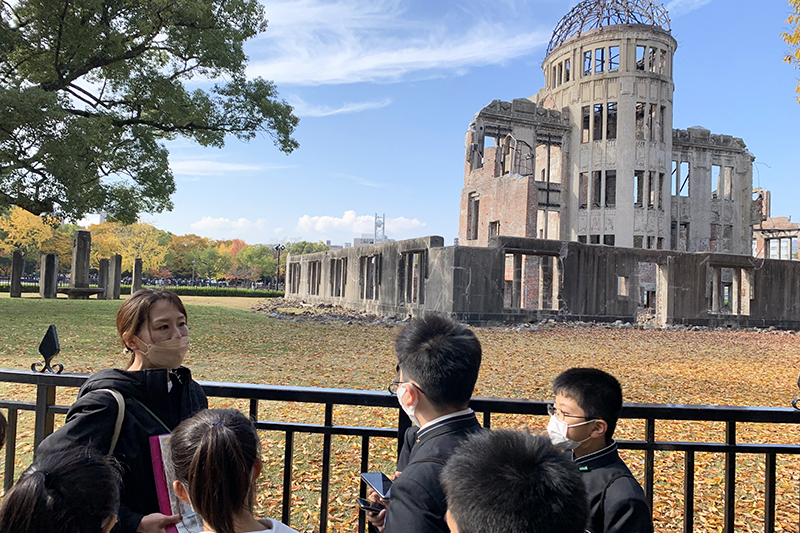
xmin=134 ymin=335 xmax=189 ymax=369
xmin=547 ymin=415 xmax=595 ymax=451
xmin=396 ymin=383 xmax=420 ymax=426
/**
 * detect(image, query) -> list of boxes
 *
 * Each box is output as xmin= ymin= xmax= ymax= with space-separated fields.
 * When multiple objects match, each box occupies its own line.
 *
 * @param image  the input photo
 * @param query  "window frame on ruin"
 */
xmin=635 ymin=45 xmax=646 ymax=70
xmin=359 ymin=254 xmax=381 ymax=300
xmin=593 ymin=104 xmax=603 ymax=141
xmin=634 ymin=170 xmax=645 ymax=207
xmin=605 ymin=170 xmax=616 ymax=208
xmin=648 ymin=47 xmax=657 ymax=72
xmin=578 ymin=235 xmax=587 ymax=243
xmin=330 ymin=257 xmax=347 ymax=298
xmin=658 ymin=173 xmax=664 ymax=209
xmin=711 ymin=165 xmax=721 ymax=199
xmin=606 ymin=102 xmax=617 ymax=140
xmin=659 ymin=105 xmax=666 ymax=142
xmin=723 ymin=167 xmax=733 ymax=200
xmin=647 ymin=171 xmax=656 ymax=208
xmin=288 ymin=263 xmax=301 ymax=294
xmin=633 ymin=235 xmax=644 ymax=248
xmin=398 ymin=250 xmax=426 ymax=305
xmin=609 ymin=45 xmax=620 ymax=71
xmin=604 ymin=234 xmax=615 ymax=246
xmin=584 ymin=50 xmax=592 ymax=75
xmin=592 ymin=171 xmax=602 ymax=208
xmin=582 ymin=106 xmax=590 ymax=143
xmin=635 ymin=103 xmax=645 ymax=140
xmin=467 ymin=193 xmax=480 ymax=240
xmin=565 ymin=58 xmax=571 ymax=82
xmin=659 ymin=49 xmax=668 ymax=75
xmin=648 ymin=104 xmax=657 ymax=141
xmin=579 ymin=172 xmax=589 ymax=209
xmin=488 ymin=220 xmax=500 ymax=240
xmin=558 ymin=63 xmax=563 ymax=86
xmin=595 ymin=48 xmax=605 ymax=73
xmin=678 ymin=162 xmax=690 ymax=197
xmin=307 ymin=260 xmax=321 ymax=296
xmin=590 ymin=235 xmax=600 ymax=244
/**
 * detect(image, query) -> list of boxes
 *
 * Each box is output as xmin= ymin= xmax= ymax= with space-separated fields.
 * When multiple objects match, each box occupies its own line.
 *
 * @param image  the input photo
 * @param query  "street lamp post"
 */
xmin=274 ymin=244 xmax=285 ymax=289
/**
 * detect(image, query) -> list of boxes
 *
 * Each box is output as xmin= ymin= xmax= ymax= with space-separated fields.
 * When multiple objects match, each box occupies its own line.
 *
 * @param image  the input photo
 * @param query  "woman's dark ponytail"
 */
xmin=171 ymin=409 xmax=260 ymax=533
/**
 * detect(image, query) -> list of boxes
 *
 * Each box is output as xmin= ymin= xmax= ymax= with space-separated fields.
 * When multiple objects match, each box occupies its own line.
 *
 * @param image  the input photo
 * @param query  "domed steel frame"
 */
xmin=547 ymin=0 xmax=671 ymax=55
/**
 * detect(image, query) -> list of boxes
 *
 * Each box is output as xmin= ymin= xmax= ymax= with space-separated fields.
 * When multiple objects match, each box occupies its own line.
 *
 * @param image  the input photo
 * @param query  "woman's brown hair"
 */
xmin=116 ymin=289 xmax=188 ymax=366
xmin=170 ymin=409 xmax=260 ymax=533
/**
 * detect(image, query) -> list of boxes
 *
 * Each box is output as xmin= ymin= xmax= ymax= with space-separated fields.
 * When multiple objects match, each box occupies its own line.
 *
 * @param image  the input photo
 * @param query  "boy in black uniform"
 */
xmin=441 ymin=430 xmax=589 ymax=533
xmin=367 ymin=314 xmax=483 ymax=533
xmin=547 ymin=368 xmax=653 ymax=533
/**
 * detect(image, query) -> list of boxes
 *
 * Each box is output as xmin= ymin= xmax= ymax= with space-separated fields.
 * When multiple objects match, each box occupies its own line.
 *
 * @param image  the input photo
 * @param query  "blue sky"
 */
xmin=110 ymin=0 xmax=800 ymax=246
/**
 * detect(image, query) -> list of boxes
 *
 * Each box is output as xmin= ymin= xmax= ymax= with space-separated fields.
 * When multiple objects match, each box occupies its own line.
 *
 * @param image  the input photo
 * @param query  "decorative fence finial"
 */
xmin=32 ymin=325 xmax=63 ymax=374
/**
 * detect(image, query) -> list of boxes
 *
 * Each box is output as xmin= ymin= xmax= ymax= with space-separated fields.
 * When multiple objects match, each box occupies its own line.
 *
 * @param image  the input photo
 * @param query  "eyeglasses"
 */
xmin=388 ymin=381 xmax=426 ymax=396
xmin=547 ymin=404 xmax=592 ymax=421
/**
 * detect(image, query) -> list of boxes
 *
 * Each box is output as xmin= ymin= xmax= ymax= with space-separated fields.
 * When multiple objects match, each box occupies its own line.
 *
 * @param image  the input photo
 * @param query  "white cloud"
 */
xmin=170 ymin=160 xmax=291 ymax=177
xmin=190 ymin=216 xmax=274 ymax=242
xmin=289 ymin=96 xmax=392 ymax=117
xmin=664 ymin=0 xmax=714 ymax=17
xmin=249 ymin=0 xmax=550 ymax=85
xmin=295 ymin=210 xmax=426 ymax=242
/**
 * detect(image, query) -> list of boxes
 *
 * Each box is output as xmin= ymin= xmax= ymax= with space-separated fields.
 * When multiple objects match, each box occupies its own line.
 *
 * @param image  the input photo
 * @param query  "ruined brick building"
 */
xmin=285 ymin=0 xmax=800 ymax=328
xmin=458 ymin=0 xmax=760 ymax=308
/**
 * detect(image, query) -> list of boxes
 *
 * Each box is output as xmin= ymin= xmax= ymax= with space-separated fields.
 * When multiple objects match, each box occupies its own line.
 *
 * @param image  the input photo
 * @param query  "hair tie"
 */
xmin=212 ymin=421 xmax=225 ymax=427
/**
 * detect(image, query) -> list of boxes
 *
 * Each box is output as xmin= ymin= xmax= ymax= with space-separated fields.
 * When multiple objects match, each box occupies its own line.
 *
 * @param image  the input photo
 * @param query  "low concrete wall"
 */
xmin=285 ymin=235 xmax=800 ymax=328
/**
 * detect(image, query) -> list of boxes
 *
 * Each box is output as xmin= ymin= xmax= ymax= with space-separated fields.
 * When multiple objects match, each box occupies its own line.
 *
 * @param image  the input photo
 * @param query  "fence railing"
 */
xmin=1 ymin=368 xmax=799 ymax=533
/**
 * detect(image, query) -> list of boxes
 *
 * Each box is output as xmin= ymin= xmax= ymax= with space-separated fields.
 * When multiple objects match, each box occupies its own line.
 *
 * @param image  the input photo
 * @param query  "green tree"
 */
xmin=0 ymin=0 xmax=298 ymax=223
xmin=166 ymin=234 xmax=211 ymax=278
xmin=236 ymin=244 xmax=277 ymax=282
xmin=286 ymin=241 xmax=329 ymax=255
xmin=782 ymin=1 xmax=800 ymax=101
xmin=186 ymin=246 xmax=231 ymax=280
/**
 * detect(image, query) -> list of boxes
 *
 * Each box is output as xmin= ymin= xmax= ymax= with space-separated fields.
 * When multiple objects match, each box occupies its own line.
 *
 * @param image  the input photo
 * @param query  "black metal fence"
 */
xmin=1 ymin=368 xmax=799 ymax=533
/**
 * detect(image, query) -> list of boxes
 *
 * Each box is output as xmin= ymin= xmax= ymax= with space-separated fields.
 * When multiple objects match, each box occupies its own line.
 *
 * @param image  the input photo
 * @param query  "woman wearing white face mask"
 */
xmin=38 ymin=290 xmax=208 ymax=533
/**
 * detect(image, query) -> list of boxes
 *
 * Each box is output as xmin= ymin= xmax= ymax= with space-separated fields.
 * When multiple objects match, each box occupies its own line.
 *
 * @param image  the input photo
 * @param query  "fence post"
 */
xmin=33 ymin=384 xmax=56 ymax=448
xmin=10 ymin=250 xmax=23 ymax=298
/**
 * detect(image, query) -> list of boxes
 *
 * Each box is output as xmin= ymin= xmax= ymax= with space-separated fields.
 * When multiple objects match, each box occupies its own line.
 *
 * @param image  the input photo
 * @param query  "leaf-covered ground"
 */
xmin=1 ymin=295 xmax=799 ymax=531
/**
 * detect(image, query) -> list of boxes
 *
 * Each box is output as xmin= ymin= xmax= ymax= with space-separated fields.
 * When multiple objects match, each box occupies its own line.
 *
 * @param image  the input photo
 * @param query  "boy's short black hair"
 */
xmin=441 ymin=430 xmax=588 ymax=533
xmin=394 ymin=314 xmax=481 ymax=409
xmin=553 ymin=367 xmax=623 ymax=441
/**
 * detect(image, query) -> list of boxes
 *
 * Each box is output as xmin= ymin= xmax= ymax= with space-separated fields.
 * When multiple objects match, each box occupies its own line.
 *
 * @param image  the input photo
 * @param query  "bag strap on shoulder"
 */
xmin=94 ymin=388 xmax=125 ymax=455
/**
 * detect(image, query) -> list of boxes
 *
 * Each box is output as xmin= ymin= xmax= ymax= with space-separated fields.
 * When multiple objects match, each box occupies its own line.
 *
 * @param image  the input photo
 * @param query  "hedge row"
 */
xmin=0 ymin=284 xmax=284 ymax=298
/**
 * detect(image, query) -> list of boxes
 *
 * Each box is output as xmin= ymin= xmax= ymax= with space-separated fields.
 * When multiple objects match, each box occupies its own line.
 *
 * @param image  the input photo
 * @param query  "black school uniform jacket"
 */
xmin=575 ymin=441 xmax=653 ymax=533
xmin=36 ymin=366 xmax=207 ymax=533
xmin=383 ymin=411 xmax=484 ymax=533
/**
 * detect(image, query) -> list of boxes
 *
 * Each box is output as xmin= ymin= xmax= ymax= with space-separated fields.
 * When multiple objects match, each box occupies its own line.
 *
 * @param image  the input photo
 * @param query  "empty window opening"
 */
xmin=657 ymin=237 xmax=664 ymax=250
xmin=584 ymin=50 xmax=592 ymax=75
xmin=609 ymin=46 xmax=620 ymax=71
xmin=588 ymin=235 xmax=599 ymax=244
xmin=637 ymin=262 xmax=658 ymax=320
xmin=659 ymin=49 xmax=667 ymax=75
xmin=578 ymin=235 xmax=587 ymax=243
xmin=558 ymin=63 xmax=563 ymax=86
xmin=647 ymin=236 xmax=655 ymax=250
xmin=723 ymin=167 xmax=733 ymax=200
xmin=359 ymin=254 xmax=381 ymax=300
xmin=633 ymin=235 xmax=644 ymax=248
xmin=330 ymin=257 xmax=347 ymax=297
xmin=679 ymin=223 xmax=689 ymax=252
xmin=489 ymin=220 xmax=500 ymax=239
xmin=592 ymin=171 xmax=602 ymax=208
xmin=307 ymin=261 xmax=321 ymax=295
xmin=635 ymin=170 xmax=644 ymax=207
xmin=635 ymin=103 xmax=645 ymax=140
xmin=605 ymin=170 xmax=616 ymax=207
xmin=552 ymin=66 xmax=557 ymax=88
xmin=648 ymin=47 xmax=657 ymax=72
xmin=711 ymin=165 xmax=721 ymax=199
xmin=565 ymin=59 xmax=571 ymax=82
xmin=399 ymin=251 xmax=426 ymax=305
xmin=593 ymin=104 xmax=603 ymax=141
xmin=595 ymin=48 xmax=605 ymax=73
xmin=582 ymin=106 xmax=590 ymax=143
xmin=636 ymin=46 xmax=646 ymax=70
xmin=579 ymin=173 xmax=589 ymax=208
xmin=660 ymin=106 xmax=666 ymax=141
xmin=606 ymin=103 xmax=617 ymax=140
xmin=288 ymin=263 xmax=301 ymax=294
xmin=617 ymin=275 xmax=628 ymax=296
xmin=604 ymin=235 xmax=616 ymax=246
xmin=648 ymin=104 xmax=657 ymax=141
xmin=678 ymin=162 xmax=690 ymax=197
xmin=503 ymin=254 xmax=559 ymax=311
xmin=647 ymin=172 xmax=655 ymax=208
xmin=467 ymin=193 xmax=480 ymax=240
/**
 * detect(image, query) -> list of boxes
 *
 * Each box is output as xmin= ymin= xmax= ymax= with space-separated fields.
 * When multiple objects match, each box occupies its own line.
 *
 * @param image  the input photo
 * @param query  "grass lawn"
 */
xmin=1 ymin=293 xmax=799 ymax=532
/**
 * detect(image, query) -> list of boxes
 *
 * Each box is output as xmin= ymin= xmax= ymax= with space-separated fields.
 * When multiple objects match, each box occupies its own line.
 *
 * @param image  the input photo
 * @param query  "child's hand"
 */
xmin=365 ymin=487 xmax=388 ymax=531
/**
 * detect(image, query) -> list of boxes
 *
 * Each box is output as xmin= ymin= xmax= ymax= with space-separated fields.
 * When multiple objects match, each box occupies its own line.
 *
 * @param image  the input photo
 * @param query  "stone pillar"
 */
xmin=711 ymin=267 xmax=721 ymax=314
xmin=132 ymin=258 xmax=143 ymax=294
xmin=108 ymin=254 xmax=122 ymax=300
xmin=70 ymin=230 xmax=91 ymax=289
xmin=731 ymin=268 xmax=741 ymax=315
xmin=98 ymin=258 xmax=109 ymax=300
xmin=39 ymin=253 xmax=59 ymax=299
xmin=511 ymin=253 xmax=522 ymax=310
xmin=10 ymin=251 xmax=23 ymax=298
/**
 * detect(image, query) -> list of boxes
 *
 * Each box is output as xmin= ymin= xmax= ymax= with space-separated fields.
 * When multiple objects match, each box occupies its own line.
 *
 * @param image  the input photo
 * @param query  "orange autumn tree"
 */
xmin=781 ymin=0 xmax=800 ymax=102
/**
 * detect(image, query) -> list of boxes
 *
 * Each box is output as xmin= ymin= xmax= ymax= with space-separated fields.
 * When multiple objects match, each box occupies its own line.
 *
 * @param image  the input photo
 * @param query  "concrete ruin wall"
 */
xmin=285 ymin=236 xmax=800 ymax=328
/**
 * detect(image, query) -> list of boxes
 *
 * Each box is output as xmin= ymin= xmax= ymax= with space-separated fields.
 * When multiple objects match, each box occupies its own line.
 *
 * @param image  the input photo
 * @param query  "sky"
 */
xmin=97 ymin=0 xmax=800 ymax=246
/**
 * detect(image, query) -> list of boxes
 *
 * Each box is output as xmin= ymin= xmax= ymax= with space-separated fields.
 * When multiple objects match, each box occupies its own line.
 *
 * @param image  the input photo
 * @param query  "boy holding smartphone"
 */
xmin=367 ymin=314 xmax=484 ymax=533
xmin=548 ymin=367 xmax=653 ymax=533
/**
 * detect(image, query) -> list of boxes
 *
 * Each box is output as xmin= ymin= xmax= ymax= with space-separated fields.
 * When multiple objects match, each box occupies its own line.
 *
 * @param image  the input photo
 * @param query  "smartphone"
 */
xmin=360 ymin=472 xmax=393 ymax=499
xmin=356 ymin=497 xmax=386 ymax=514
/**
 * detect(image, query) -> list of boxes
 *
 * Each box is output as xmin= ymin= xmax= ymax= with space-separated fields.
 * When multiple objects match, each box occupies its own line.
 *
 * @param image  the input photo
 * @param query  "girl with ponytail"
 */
xmin=0 ymin=448 xmax=121 ymax=533
xmin=169 ymin=409 xmax=297 ymax=533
